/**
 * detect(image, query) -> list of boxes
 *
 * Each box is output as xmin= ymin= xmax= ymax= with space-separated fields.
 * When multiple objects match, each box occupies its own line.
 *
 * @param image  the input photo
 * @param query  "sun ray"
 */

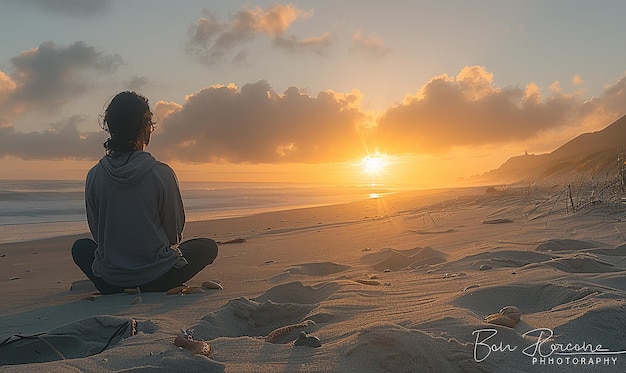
xmin=361 ymin=153 xmax=388 ymax=176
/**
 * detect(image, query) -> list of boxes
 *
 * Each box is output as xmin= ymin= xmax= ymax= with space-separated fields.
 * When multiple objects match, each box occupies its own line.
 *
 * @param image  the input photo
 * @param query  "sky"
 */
xmin=1 ymin=0 xmax=626 ymax=187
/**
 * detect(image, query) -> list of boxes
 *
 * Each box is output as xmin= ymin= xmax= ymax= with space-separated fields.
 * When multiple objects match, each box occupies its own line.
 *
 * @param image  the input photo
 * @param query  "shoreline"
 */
xmin=0 ymin=185 xmax=454 ymax=246
xmin=0 ymin=181 xmax=418 ymax=245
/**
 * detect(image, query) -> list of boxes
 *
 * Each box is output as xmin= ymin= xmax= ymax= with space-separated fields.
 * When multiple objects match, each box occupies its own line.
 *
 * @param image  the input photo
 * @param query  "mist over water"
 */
xmin=0 ymin=180 xmax=397 ymax=244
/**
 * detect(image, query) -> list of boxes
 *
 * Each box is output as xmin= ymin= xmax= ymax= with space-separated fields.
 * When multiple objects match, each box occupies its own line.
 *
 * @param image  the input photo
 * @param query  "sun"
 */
xmin=361 ymin=154 xmax=388 ymax=175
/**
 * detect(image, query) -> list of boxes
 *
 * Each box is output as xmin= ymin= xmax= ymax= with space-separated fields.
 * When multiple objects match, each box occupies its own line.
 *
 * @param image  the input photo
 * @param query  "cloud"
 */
xmin=20 ymin=0 xmax=112 ymax=17
xmin=123 ymin=75 xmax=150 ymax=92
xmin=349 ymin=31 xmax=391 ymax=59
xmin=375 ymin=66 xmax=591 ymax=154
xmin=273 ymin=32 xmax=331 ymax=55
xmin=187 ymin=4 xmax=330 ymax=64
xmin=3 ymin=66 xmax=626 ymax=163
xmin=572 ymin=74 xmax=584 ymax=86
xmin=10 ymin=41 xmax=123 ymax=112
xmin=0 ymin=116 xmax=104 ymax=160
xmin=151 ymin=80 xmax=366 ymax=163
xmin=597 ymin=76 xmax=626 ymax=114
xmin=153 ymin=100 xmax=182 ymax=124
xmin=0 ymin=71 xmax=18 ymax=126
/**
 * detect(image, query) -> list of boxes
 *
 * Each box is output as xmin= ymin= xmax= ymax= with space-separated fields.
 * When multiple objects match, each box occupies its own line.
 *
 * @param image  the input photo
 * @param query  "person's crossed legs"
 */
xmin=71 ymin=237 xmax=218 ymax=294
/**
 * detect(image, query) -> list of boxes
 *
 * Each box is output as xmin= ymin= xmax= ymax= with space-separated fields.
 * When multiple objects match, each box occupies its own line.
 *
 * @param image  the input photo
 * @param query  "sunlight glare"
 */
xmin=361 ymin=154 xmax=388 ymax=175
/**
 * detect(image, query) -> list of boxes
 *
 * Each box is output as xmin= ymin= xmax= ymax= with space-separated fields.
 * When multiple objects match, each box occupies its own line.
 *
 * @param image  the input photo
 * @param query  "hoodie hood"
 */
xmin=99 ymin=151 xmax=158 ymax=185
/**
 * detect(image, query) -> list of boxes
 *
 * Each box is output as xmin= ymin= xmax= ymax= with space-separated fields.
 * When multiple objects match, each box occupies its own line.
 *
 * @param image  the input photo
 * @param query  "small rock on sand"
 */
xmin=485 ymin=305 xmax=521 ymax=328
xmin=294 ymin=332 xmax=321 ymax=348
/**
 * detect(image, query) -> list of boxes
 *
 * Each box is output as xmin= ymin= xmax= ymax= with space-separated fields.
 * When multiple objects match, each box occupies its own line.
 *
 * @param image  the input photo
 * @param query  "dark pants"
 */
xmin=72 ymin=238 xmax=218 ymax=294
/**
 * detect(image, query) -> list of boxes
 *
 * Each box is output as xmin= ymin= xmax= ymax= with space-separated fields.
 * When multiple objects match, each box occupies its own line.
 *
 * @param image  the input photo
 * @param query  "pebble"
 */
xmin=499 ymin=305 xmax=521 ymax=322
xmin=485 ymin=305 xmax=521 ymax=328
xmin=485 ymin=313 xmax=517 ymax=328
xmin=294 ymin=332 xmax=321 ymax=348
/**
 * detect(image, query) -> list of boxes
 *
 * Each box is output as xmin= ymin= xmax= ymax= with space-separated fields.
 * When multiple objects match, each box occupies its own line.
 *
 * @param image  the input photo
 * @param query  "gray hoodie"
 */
xmin=85 ymin=151 xmax=185 ymax=287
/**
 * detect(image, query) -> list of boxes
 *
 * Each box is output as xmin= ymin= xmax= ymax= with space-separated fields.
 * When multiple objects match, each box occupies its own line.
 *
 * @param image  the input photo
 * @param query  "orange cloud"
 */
xmin=375 ymin=66 xmax=588 ymax=154
xmin=0 ymin=71 xmax=19 ymax=126
xmin=253 ymin=4 xmax=308 ymax=37
xmin=572 ymin=74 xmax=584 ymax=86
xmin=187 ymin=4 xmax=329 ymax=64
xmin=524 ymin=82 xmax=542 ymax=104
xmin=151 ymin=80 xmax=367 ymax=163
xmin=455 ymin=65 xmax=498 ymax=100
xmin=0 ymin=71 xmax=16 ymax=92
xmin=154 ymin=100 xmax=182 ymax=123
xmin=3 ymin=66 xmax=626 ymax=163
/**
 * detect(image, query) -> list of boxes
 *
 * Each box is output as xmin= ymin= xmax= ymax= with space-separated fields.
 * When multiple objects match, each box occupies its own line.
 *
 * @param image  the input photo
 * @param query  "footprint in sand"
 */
xmin=339 ymin=323 xmax=480 ymax=372
xmin=552 ymin=304 xmax=626 ymax=349
xmin=285 ymin=262 xmax=351 ymax=276
xmin=188 ymin=282 xmax=338 ymax=343
xmin=535 ymin=238 xmax=607 ymax=253
xmin=437 ymin=249 xmax=554 ymax=272
xmin=454 ymin=283 xmax=595 ymax=315
xmin=270 ymin=262 xmax=350 ymax=282
xmin=254 ymin=281 xmax=340 ymax=304
xmin=529 ymin=253 xmax=619 ymax=273
xmin=360 ymin=247 xmax=447 ymax=272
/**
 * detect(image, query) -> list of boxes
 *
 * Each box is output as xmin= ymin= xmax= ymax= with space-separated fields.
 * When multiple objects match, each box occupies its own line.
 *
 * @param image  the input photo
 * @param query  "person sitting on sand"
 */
xmin=71 ymin=91 xmax=218 ymax=295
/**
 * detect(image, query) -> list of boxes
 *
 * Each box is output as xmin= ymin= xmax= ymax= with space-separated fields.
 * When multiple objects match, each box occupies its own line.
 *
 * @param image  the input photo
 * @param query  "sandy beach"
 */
xmin=2 ymin=186 xmax=626 ymax=372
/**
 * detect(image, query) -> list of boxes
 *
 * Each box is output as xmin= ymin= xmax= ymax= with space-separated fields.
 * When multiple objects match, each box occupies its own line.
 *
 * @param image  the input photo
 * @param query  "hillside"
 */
xmin=473 ymin=115 xmax=626 ymax=186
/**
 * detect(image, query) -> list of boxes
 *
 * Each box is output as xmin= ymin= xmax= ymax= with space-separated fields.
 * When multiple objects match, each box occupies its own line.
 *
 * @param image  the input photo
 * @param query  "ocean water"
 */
xmin=0 ymin=180 xmax=392 ymax=244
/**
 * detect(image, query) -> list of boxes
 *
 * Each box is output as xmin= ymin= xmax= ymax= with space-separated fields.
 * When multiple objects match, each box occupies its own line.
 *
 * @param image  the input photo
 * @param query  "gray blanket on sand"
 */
xmin=0 ymin=315 xmax=136 ymax=365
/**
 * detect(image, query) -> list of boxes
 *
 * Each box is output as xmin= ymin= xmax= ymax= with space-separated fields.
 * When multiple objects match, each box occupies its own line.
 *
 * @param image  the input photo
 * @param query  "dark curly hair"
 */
xmin=101 ymin=91 xmax=156 ymax=157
